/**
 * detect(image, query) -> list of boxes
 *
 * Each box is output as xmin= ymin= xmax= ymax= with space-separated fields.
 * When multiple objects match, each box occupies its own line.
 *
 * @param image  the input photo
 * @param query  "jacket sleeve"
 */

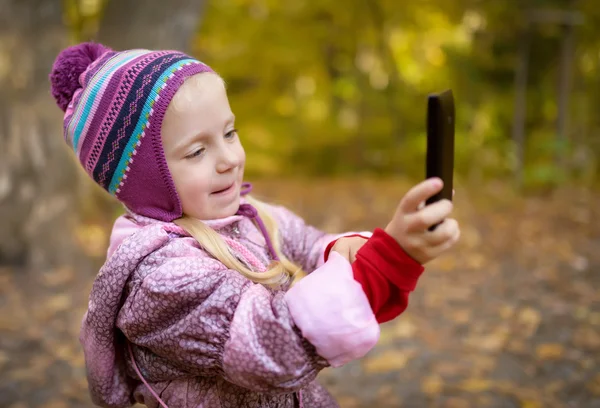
xmin=117 ymin=239 xmax=379 ymax=393
xmin=325 ymin=228 xmax=425 ymax=324
xmin=265 ymin=203 xmax=371 ymax=273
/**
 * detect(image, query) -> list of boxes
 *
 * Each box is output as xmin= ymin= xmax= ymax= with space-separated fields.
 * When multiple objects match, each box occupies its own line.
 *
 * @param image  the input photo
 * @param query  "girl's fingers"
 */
xmin=427 ymin=223 xmax=461 ymax=255
xmin=424 ymin=218 xmax=459 ymax=246
xmin=405 ymin=199 xmax=453 ymax=232
xmin=399 ymin=178 xmax=443 ymax=213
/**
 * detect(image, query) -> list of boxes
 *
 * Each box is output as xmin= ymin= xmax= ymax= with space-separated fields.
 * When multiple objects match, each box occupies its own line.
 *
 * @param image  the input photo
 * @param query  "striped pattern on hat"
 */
xmin=57 ymin=45 xmax=214 ymax=221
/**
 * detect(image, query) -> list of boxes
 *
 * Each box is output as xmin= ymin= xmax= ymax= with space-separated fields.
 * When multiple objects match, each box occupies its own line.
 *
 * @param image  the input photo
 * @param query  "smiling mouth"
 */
xmin=212 ymin=183 xmax=234 ymax=195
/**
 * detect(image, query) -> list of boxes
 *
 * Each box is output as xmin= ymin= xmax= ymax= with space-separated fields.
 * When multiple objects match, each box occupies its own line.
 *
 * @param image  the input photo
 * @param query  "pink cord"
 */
xmin=128 ymin=342 xmax=169 ymax=408
xmin=223 ymin=236 xmax=267 ymax=271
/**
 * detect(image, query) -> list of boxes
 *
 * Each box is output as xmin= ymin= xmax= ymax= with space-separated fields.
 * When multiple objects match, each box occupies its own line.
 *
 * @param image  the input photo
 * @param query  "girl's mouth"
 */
xmin=212 ymin=183 xmax=235 ymax=195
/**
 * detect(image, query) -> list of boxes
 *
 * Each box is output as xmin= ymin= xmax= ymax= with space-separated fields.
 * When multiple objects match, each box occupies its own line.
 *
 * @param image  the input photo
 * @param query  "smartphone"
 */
xmin=425 ymin=89 xmax=455 ymax=230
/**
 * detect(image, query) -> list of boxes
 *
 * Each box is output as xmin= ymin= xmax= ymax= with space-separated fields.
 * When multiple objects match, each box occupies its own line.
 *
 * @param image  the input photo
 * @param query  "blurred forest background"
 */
xmin=1 ymin=0 xmax=599 ymax=407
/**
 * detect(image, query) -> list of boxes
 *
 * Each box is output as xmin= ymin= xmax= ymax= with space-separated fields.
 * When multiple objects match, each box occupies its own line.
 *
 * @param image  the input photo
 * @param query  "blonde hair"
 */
xmin=174 ymin=196 xmax=305 ymax=288
xmin=169 ymin=73 xmax=304 ymax=288
xmin=170 ymin=72 xmax=226 ymax=113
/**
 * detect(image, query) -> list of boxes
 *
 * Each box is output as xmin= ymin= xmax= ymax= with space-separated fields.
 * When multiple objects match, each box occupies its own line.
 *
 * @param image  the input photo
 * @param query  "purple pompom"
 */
xmin=50 ymin=42 xmax=112 ymax=112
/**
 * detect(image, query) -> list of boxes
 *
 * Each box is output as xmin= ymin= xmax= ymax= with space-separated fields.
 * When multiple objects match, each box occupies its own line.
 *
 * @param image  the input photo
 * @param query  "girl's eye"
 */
xmin=225 ymin=129 xmax=238 ymax=140
xmin=186 ymin=148 xmax=205 ymax=159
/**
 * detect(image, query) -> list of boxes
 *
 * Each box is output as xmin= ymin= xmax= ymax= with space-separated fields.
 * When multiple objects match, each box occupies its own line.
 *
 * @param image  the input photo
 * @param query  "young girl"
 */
xmin=50 ymin=42 xmax=460 ymax=408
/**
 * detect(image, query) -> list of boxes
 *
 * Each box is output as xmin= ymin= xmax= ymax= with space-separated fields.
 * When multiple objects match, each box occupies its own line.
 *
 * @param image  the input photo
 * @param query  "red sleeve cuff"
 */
xmin=362 ymin=228 xmax=424 ymax=291
xmin=352 ymin=228 xmax=425 ymax=324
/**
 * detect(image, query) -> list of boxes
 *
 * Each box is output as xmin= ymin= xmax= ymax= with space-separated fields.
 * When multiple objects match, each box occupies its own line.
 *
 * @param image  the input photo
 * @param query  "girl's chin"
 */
xmin=191 ymin=197 xmax=240 ymax=220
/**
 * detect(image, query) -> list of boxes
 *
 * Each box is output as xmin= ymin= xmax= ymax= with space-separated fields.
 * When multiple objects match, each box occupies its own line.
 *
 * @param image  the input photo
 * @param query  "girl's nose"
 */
xmin=216 ymin=144 xmax=241 ymax=173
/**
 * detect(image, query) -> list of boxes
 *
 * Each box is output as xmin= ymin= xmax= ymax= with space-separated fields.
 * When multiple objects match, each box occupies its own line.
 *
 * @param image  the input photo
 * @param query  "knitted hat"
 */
xmin=50 ymin=42 xmax=214 ymax=221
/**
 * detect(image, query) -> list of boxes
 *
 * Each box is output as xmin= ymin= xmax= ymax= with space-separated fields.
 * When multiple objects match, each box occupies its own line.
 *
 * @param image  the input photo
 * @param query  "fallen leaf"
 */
xmin=471 ymin=355 xmax=497 ymax=375
xmin=75 ymin=223 xmax=108 ymax=257
xmin=363 ymin=349 xmax=416 ymax=374
xmin=466 ymin=253 xmax=486 ymax=269
xmin=335 ymin=397 xmax=360 ymax=408
xmin=516 ymin=307 xmax=542 ymax=337
xmin=535 ymin=344 xmax=564 ymax=360
xmin=465 ymin=325 xmax=510 ymax=352
xmin=499 ymin=305 xmax=516 ymax=320
xmin=570 ymin=255 xmax=588 ymax=271
xmin=393 ymin=318 xmax=417 ymax=338
xmin=0 ymin=314 xmax=20 ymax=331
xmin=521 ymin=401 xmax=542 ymax=408
xmin=581 ymin=357 xmax=595 ymax=370
xmin=588 ymin=373 xmax=600 ymax=396
xmin=572 ymin=327 xmax=600 ymax=350
xmin=376 ymin=384 xmax=394 ymax=398
xmin=0 ymin=350 xmax=8 ymax=370
xmin=376 ymin=327 xmax=397 ymax=346
xmin=461 ymin=225 xmax=482 ymax=249
xmin=443 ymin=397 xmax=471 ymax=408
xmin=43 ymin=401 xmax=69 ymax=408
xmin=421 ymin=374 xmax=444 ymax=395
xmin=42 ymin=266 xmax=75 ymax=288
xmin=36 ymin=294 xmax=71 ymax=320
xmin=459 ymin=378 xmax=492 ymax=392
xmin=452 ymin=308 xmax=472 ymax=324
xmin=544 ymin=381 xmax=564 ymax=394
xmin=53 ymin=344 xmax=77 ymax=361
xmin=589 ymin=312 xmax=600 ymax=326
xmin=574 ymin=306 xmax=590 ymax=320
xmin=434 ymin=254 xmax=457 ymax=271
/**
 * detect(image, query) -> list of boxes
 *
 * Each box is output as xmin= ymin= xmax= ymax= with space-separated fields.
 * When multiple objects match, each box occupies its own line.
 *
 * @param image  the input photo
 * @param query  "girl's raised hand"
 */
xmin=385 ymin=178 xmax=460 ymax=265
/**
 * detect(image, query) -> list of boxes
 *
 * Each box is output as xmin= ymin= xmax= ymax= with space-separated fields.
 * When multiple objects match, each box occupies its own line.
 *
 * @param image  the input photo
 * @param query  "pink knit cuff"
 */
xmin=284 ymin=252 xmax=380 ymax=367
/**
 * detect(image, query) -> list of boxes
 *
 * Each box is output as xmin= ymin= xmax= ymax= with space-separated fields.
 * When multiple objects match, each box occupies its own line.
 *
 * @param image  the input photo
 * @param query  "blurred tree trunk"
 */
xmin=512 ymin=27 xmax=531 ymax=188
xmin=365 ymin=0 xmax=403 ymax=143
xmin=555 ymin=9 xmax=577 ymax=168
xmin=0 ymin=0 xmax=207 ymax=269
xmin=350 ymin=6 xmax=368 ymax=171
xmin=528 ymin=6 xmax=583 ymax=170
xmin=97 ymin=0 xmax=207 ymax=51
xmin=0 ymin=0 xmax=82 ymax=269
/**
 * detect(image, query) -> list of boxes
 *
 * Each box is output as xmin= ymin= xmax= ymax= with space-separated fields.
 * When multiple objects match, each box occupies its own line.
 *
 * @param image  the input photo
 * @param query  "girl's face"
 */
xmin=161 ymin=73 xmax=246 ymax=220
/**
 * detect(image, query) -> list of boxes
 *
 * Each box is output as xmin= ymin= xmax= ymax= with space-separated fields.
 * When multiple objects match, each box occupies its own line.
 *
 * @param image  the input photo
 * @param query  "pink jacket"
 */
xmin=80 ymin=200 xmax=379 ymax=408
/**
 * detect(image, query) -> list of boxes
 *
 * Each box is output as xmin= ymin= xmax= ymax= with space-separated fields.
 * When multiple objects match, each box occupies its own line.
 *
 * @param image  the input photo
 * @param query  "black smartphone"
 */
xmin=425 ymin=89 xmax=455 ymax=230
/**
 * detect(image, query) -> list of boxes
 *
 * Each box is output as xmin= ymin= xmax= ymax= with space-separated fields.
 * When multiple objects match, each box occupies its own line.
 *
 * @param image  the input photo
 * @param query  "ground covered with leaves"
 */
xmin=1 ymin=179 xmax=599 ymax=408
